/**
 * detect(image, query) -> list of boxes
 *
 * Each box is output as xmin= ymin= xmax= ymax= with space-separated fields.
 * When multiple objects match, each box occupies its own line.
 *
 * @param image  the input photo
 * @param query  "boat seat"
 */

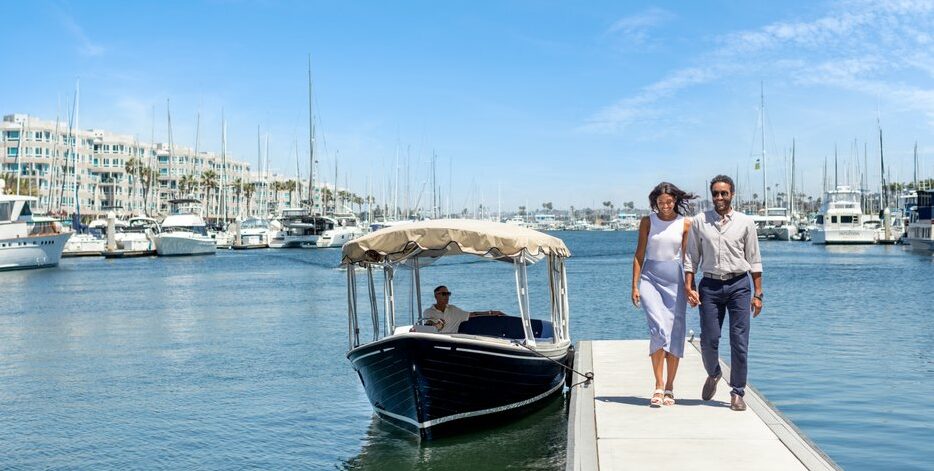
xmin=457 ymin=316 xmax=554 ymax=341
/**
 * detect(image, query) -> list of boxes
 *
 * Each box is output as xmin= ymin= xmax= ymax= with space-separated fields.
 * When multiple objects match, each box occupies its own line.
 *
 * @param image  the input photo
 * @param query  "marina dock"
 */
xmin=567 ymin=340 xmax=840 ymax=471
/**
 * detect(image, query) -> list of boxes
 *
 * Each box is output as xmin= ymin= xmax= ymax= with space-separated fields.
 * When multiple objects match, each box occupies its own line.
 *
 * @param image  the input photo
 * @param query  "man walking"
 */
xmin=684 ymin=175 xmax=763 ymax=411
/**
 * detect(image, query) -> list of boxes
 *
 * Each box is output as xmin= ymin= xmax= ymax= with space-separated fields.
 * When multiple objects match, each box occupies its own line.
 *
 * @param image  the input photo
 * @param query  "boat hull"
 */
xmin=348 ymin=333 xmax=568 ymax=439
xmin=0 ymin=232 xmax=73 ymax=271
xmin=811 ymin=227 xmax=876 ymax=245
xmin=907 ymin=237 xmax=934 ymax=252
xmin=153 ymin=233 xmax=217 ymax=256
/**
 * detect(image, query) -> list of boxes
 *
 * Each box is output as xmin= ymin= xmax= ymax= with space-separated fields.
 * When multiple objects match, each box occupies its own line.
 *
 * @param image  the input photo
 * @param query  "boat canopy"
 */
xmin=342 ymin=219 xmax=570 ymax=266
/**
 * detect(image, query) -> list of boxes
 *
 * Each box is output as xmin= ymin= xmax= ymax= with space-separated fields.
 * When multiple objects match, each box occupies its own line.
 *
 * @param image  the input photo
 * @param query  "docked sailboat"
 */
xmin=151 ymin=199 xmax=216 ymax=256
xmin=0 ymin=181 xmax=73 ymax=270
xmin=811 ymin=186 xmax=877 ymax=245
xmin=343 ymin=219 xmax=572 ymax=439
xmin=752 ymin=207 xmax=798 ymax=240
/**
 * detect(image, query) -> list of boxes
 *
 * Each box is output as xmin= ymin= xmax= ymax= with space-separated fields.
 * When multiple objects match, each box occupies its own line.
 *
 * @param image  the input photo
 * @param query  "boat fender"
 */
xmin=564 ymin=345 xmax=576 ymax=388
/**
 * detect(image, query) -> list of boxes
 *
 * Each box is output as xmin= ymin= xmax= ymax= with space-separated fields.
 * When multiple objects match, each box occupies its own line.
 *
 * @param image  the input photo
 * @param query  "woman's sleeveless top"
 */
xmin=645 ymin=213 xmax=684 ymax=262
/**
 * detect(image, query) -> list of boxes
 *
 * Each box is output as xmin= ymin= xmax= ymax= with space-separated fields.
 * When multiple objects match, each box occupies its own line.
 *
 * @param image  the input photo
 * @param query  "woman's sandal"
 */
xmin=663 ymin=390 xmax=675 ymax=406
xmin=650 ymin=389 xmax=664 ymax=407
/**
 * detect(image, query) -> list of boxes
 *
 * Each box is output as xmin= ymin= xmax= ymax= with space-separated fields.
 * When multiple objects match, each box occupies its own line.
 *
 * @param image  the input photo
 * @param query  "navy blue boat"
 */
xmin=341 ymin=220 xmax=573 ymax=439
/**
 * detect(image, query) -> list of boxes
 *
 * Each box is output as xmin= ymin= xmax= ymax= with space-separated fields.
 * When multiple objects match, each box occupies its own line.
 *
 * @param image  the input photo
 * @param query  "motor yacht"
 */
xmin=232 ymin=217 xmax=271 ymax=249
xmin=0 ymin=182 xmax=73 ymax=270
xmin=151 ymin=199 xmax=217 ymax=256
xmin=811 ymin=186 xmax=877 ymax=245
xmin=316 ymin=213 xmax=364 ymax=248
xmin=906 ymin=190 xmax=934 ymax=252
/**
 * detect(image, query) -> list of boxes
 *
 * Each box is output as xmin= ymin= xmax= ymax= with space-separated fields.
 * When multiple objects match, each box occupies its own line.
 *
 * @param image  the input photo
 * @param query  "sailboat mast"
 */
xmin=167 ymin=99 xmax=174 ymax=200
xmin=222 ymin=110 xmax=228 ymax=224
xmin=256 ymin=125 xmax=262 ymax=216
xmin=760 ymin=82 xmax=768 ymax=210
xmin=791 ymin=139 xmax=796 ymax=216
xmin=73 ymin=80 xmax=81 ymax=221
xmin=307 ymin=55 xmax=316 ymax=213
xmin=295 ymin=139 xmax=301 ymax=205
xmin=879 ymin=121 xmax=887 ymax=208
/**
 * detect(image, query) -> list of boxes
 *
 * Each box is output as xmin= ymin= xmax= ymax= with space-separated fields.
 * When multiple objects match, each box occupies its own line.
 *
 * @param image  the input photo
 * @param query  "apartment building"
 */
xmin=0 ymin=113 xmax=254 ymax=221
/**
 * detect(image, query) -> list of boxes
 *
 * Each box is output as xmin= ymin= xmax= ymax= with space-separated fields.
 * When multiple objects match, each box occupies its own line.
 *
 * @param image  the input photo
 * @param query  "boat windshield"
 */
xmin=241 ymin=219 xmax=269 ymax=229
xmin=827 ymin=192 xmax=859 ymax=203
xmin=164 ymin=226 xmax=208 ymax=235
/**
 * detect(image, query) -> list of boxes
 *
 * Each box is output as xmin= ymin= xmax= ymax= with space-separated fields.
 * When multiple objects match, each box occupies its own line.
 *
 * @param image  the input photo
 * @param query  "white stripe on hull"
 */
xmin=374 ymin=381 xmax=564 ymax=429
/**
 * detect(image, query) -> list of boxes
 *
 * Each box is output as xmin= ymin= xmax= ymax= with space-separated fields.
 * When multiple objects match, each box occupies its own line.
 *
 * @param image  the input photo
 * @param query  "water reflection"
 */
xmin=341 ymin=395 xmax=568 ymax=470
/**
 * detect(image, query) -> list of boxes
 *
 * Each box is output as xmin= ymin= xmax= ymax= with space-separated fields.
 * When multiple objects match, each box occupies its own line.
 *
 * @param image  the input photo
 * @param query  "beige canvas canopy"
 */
xmin=341 ymin=219 xmax=571 ymax=265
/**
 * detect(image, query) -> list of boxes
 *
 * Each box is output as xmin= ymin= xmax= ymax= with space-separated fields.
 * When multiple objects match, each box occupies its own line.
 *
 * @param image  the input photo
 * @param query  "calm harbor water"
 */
xmin=1 ymin=231 xmax=931 ymax=470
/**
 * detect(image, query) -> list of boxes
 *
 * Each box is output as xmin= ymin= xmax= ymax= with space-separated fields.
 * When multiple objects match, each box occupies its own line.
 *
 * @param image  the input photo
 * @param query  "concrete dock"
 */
xmin=567 ymin=340 xmax=840 ymax=471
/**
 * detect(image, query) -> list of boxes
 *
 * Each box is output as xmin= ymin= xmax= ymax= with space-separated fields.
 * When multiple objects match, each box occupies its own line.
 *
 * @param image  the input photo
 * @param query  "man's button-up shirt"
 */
xmin=684 ymin=209 xmax=762 ymax=275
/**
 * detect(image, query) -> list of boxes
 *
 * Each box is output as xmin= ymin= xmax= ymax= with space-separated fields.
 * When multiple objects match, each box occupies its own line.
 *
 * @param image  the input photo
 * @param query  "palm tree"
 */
xmin=244 ymin=182 xmax=257 ymax=216
xmin=1 ymin=172 xmax=38 ymax=196
xmin=139 ymin=166 xmax=155 ymax=215
xmin=178 ymin=174 xmax=197 ymax=197
xmin=124 ymin=157 xmax=140 ymax=212
xmin=285 ymin=180 xmax=297 ymax=207
xmin=200 ymin=170 xmax=219 ymax=222
xmin=321 ymin=187 xmax=333 ymax=213
xmin=231 ymin=177 xmax=244 ymax=217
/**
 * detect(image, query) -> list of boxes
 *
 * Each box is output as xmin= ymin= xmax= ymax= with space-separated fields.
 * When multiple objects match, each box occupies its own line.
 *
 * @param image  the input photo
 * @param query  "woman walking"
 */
xmin=631 ymin=182 xmax=696 ymax=407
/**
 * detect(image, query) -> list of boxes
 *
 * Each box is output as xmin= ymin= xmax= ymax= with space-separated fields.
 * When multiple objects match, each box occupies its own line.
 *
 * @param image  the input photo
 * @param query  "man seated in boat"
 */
xmin=423 ymin=285 xmax=505 ymax=333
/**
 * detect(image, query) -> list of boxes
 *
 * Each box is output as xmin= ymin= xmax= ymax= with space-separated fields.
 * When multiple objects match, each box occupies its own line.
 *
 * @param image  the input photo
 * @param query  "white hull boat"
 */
xmin=0 ymin=183 xmax=73 ymax=270
xmin=152 ymin=199 xmax=217 ymax=256
xmin=153 ymin=232 xmax=216 ymax=256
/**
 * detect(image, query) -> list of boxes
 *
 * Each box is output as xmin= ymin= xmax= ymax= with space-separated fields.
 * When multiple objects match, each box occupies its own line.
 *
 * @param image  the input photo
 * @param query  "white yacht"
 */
xmin=151 ymin=199 xmax=216 ymax=256
xmin=316 ymin=213 xmax=365 ymax=248
xmin=0 ymin=183 xmax=73 ymax=270
xmin=906 ymin=190 xmax=934 ymax=252
xmin=752 ymin=207 xmax=798 ymax=241
xmin=267 ymin=206 xmax=337 ymax=249
xmin=118 ymin=217 xmax=159 ymax=252
xmin=232 ymin=217 xmax=271 ymax=249
xmin=811 ymin=186 xmax=877 ymax=245
xmin=615 ymin=213 xmax=641 ymax=231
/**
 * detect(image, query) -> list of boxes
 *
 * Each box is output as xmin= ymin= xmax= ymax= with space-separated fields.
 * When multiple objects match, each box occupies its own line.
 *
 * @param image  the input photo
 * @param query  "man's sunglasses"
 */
xmin=711 ymin=191 xmax=731 ymax=197
xmin=437 ymin=292 xmax=452 ymax=296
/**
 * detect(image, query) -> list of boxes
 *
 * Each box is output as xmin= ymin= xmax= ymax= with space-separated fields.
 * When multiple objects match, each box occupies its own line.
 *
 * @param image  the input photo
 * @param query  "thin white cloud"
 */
xmin=604 ymin=7 xmax=675 ymax=50
xmin=583 ymin=0 xmax=934 ymax=134
xmin=58 ymin=11 xmax=104 ymax=57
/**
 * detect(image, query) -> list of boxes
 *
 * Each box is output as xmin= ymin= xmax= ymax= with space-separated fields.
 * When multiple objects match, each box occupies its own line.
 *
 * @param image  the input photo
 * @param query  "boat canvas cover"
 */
xmin=342 ymin=219 xmax=570 ymax=265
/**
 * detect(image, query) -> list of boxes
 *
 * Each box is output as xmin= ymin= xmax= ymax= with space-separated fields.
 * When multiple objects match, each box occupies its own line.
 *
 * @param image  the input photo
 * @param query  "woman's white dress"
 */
xmin=639 ymin=213 xmax=687 ymax=357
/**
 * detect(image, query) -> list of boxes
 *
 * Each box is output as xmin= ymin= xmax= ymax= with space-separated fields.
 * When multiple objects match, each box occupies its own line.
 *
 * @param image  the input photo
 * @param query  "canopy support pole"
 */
xmin=347 ymin=265 xmax=360 ymax=349
xmin=384 ymin=265 xmax=395 ymax=336
xmin=560 ymin=258 xmax=570 ymax=340
xmin=367 ymin=265 xmax=379 ymax=342
xmin=514 ymin=257 xmax=536 ymax=346
xmin=414 ymin=257 xmax=423 ymax=322
xmin=547 ymin=254 xmax=559 ymax=343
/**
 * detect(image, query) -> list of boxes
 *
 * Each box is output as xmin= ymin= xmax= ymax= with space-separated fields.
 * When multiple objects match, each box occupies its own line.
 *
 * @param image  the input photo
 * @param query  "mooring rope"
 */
xmin=511 ymin=340 xmax=594 ymax=388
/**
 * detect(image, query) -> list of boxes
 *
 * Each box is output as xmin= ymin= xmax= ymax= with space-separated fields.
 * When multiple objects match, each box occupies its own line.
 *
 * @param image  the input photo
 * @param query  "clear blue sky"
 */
xmin=4 ymin=0 xmax=933 ymax=210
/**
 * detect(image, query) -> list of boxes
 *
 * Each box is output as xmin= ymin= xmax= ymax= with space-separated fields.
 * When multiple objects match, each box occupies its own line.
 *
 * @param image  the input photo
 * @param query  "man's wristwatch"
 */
xmin=754 ymin=293 xmax=764 ymax=301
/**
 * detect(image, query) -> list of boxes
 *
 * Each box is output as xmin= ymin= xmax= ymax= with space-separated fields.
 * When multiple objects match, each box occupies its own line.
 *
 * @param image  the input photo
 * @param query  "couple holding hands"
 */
xmin=631 ymin=176 xmax=763 ymax=411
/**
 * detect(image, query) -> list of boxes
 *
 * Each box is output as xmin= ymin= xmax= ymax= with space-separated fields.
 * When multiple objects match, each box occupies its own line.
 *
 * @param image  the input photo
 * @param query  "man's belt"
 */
xmin=703 ymin=272 xmax=746 ymax=281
